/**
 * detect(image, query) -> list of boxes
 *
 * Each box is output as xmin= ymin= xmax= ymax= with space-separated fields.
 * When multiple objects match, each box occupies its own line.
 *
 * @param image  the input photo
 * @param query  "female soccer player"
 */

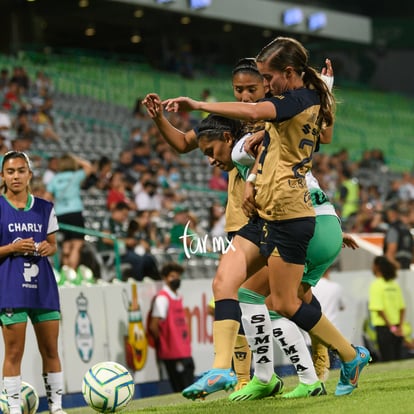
xmin=163 ymin=36 xmax=370 ymax=398
xmin=0 ymin=151 xmax=66 ymax=414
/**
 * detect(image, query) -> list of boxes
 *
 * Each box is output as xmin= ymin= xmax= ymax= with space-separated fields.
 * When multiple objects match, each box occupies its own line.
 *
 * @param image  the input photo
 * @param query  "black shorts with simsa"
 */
xmin=238 ymin=215 xmax=315 ymax=265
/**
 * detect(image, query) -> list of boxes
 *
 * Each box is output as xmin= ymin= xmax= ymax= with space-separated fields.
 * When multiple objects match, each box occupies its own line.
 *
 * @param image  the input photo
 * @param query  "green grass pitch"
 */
xmin=53 ymin=359 xmax=414 ymax=414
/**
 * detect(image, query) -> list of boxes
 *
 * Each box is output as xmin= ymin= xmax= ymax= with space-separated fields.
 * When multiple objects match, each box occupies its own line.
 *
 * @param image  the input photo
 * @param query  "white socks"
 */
xmin=3 ymin=376 xmax=21 ymax=414
xmin=272 ymin=317 xmax=319 ymax=385
xmin=43 ymin=372 xmax=64 ymax=413
xmin=239 ymin=302 xmax=274 ymax=383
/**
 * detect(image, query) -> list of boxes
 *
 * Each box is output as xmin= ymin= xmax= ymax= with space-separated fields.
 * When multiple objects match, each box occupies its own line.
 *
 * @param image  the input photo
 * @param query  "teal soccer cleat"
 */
xmin=335 ymin=346 xmax=371 ymax=396
xmin=182 ymin=368 xmax=237 ymax=400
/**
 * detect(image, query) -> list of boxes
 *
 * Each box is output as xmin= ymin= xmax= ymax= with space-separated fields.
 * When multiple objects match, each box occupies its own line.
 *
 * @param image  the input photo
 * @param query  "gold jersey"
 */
xmin=255 ymin=94 xmax=320 ymax=221
xmin=224 ymin=167 xmax=249 ymax=232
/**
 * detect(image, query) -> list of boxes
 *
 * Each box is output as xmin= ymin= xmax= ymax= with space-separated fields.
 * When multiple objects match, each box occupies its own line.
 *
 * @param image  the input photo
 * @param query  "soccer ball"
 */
xmin=0 ymin=381 xmax=39 ymax=414
xmin=82 ymin=361 xmax=135 ymax=413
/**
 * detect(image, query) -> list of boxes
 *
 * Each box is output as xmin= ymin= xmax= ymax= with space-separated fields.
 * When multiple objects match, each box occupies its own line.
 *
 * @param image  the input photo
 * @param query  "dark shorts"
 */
xmin=237 ymin=215 xmax=262 ymax=247
xmin=58 ymin=212 xmax=85 ymax=241
xmin=259 ymin=217 xmax=315 ymax=265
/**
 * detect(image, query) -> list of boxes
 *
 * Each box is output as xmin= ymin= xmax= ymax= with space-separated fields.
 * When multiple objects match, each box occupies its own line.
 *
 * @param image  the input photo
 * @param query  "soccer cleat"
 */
xmin=182 ymin=368 xmax=237 ymax=400
xmin=283 ymin=381 xmax=327 ymax=398
xmin=228 ymin=373 xmax=284 ymax=401
xmin=335 ymin=345 xmax=371 ymax=396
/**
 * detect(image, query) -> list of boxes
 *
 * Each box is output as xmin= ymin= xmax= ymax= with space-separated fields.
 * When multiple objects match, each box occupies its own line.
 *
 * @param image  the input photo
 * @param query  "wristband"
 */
xmin=246 ymin=173 xmax=257 ymax=184
xmin=390 ymin=325 xmax=398 ymax=333
xmin=321 ymin=74 xmax=334 ymax=92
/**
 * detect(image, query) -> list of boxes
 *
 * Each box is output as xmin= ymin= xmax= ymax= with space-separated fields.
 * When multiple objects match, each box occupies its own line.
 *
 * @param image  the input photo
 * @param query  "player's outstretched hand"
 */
xmin=142 ymin=93 xmax=163 ymax=119
xmin=163 ymin=97 xmax=200 ymax=113
xmin=321 ymin=58 xmax=333 ymax=77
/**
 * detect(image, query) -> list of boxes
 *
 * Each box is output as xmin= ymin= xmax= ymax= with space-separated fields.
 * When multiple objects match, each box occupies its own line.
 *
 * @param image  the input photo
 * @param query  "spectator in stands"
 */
xmin=132 ymin=97 xmax=146 ymax=119
xmin=385 ymin=179 xmax=401 ymax=205
xmin=166 ymin=205 xmax=196 ymax=251
xmin=15 ymin=109 xmax=37 ymax=141
xmin=42 ymin=156 xmax=59 ymax=186
xmin=33 ymin=71 xmax=54 ymax=95
xmin=0 ymin=111 xmax=12 ymax=151
xmin=30 ymin=86 xmax=54 ymax=117
xmin=100 ymin=201 xmax=159 ymax=281
xmin=10 ymin=136 xmax=33 ymax=154
xmin=209 ymin=201 xmax=226 ymax=240
xmin=200 ymin=88 xmax=216 ymax=119
xmin=398 ymin=172 xmax=414 ymax=201
xmin=106 ymin=170 xmax=136 ymax=211
xmin=334 ymin=167 xmax=360 ymax=229
xmin=128 ymin=210 xmax=161 ymax=251
xmin=10 ymin=66 xmax=30 ymax=92
xmin=2 ymin=81 xmax=24 ymax=112
xmin=82 ymin=155 xmax=112 ymax=191
xmin=128 ymin=126 xmax=143 ymax=147
xmin=358 ymin=149 xmax=386 ymax=171
xmin=149 ymin=262 xmax=195 ymax=392
xmin=131 ymin=141 xmax=151 ymax=174
xmin=31 ymin=178 xmax=48 ymax=199
xmin=0 ymin=134 xmax=9 ymax=158
xmin=352 ymin=202 xmax=383 ymax=233
xmin=46 ymin=153 xmax=94 ymax=273
xmin=0 ymin=68 xmax=9 ymax=93
xmin=368 ymin=255 xmax=406 ymax=362
xmin=370 ymin=148 xmax=386 ymax=170
xmin=134 ymin=179 xmax=162 ymax=213
xmin=311 ymin=153 xmax=338 ymax=200
xmin=115 ymin=149 xmax=137 ymax=186
xmin=166 ymin=165 xmax=181 ymax=190
xmin=408 ymin=200 xmax=414 ymax=228
xmin=155 ymin=166 xmax=169 ymax=190
xmin=32 ymin=109 xmax=60 ymax=142
xmin=383 ymin=204 xmax=414 ymax=270
xmin=208 ymin=165 xmax=228 ymax=191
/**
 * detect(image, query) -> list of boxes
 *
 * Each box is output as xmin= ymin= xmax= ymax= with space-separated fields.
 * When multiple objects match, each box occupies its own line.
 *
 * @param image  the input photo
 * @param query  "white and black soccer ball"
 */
xmin=0 ymin=381 xmax=39 ymax=414
xmin=82 ymin=361 xmax=135 ymax=413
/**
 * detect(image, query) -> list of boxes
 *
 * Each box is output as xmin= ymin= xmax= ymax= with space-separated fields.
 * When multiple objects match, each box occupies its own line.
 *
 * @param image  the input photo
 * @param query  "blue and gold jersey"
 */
xmin=255 ymin=89 xmax=320 ymax=221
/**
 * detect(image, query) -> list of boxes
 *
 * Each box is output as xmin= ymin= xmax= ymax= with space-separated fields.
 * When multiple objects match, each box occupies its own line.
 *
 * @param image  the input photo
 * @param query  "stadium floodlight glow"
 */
xmin=180 ymin=16 xmax=191 ymax=25
xmin=85 ymin=25 xmax=95 ymax=37
xmin=308 ymin=12 xmax=327 ymax=31
xmin=282 ymin=7 xmax=303 ymax=27
xmin=133 ymin=9 xmax=144 ymax=18
xmin=189 ymin=0 xmax=212 ymax=10
xmin=79 ymin=0 xmax=89 ymax=8
xmin=130 ymin=33 xmax=142 ymax=44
